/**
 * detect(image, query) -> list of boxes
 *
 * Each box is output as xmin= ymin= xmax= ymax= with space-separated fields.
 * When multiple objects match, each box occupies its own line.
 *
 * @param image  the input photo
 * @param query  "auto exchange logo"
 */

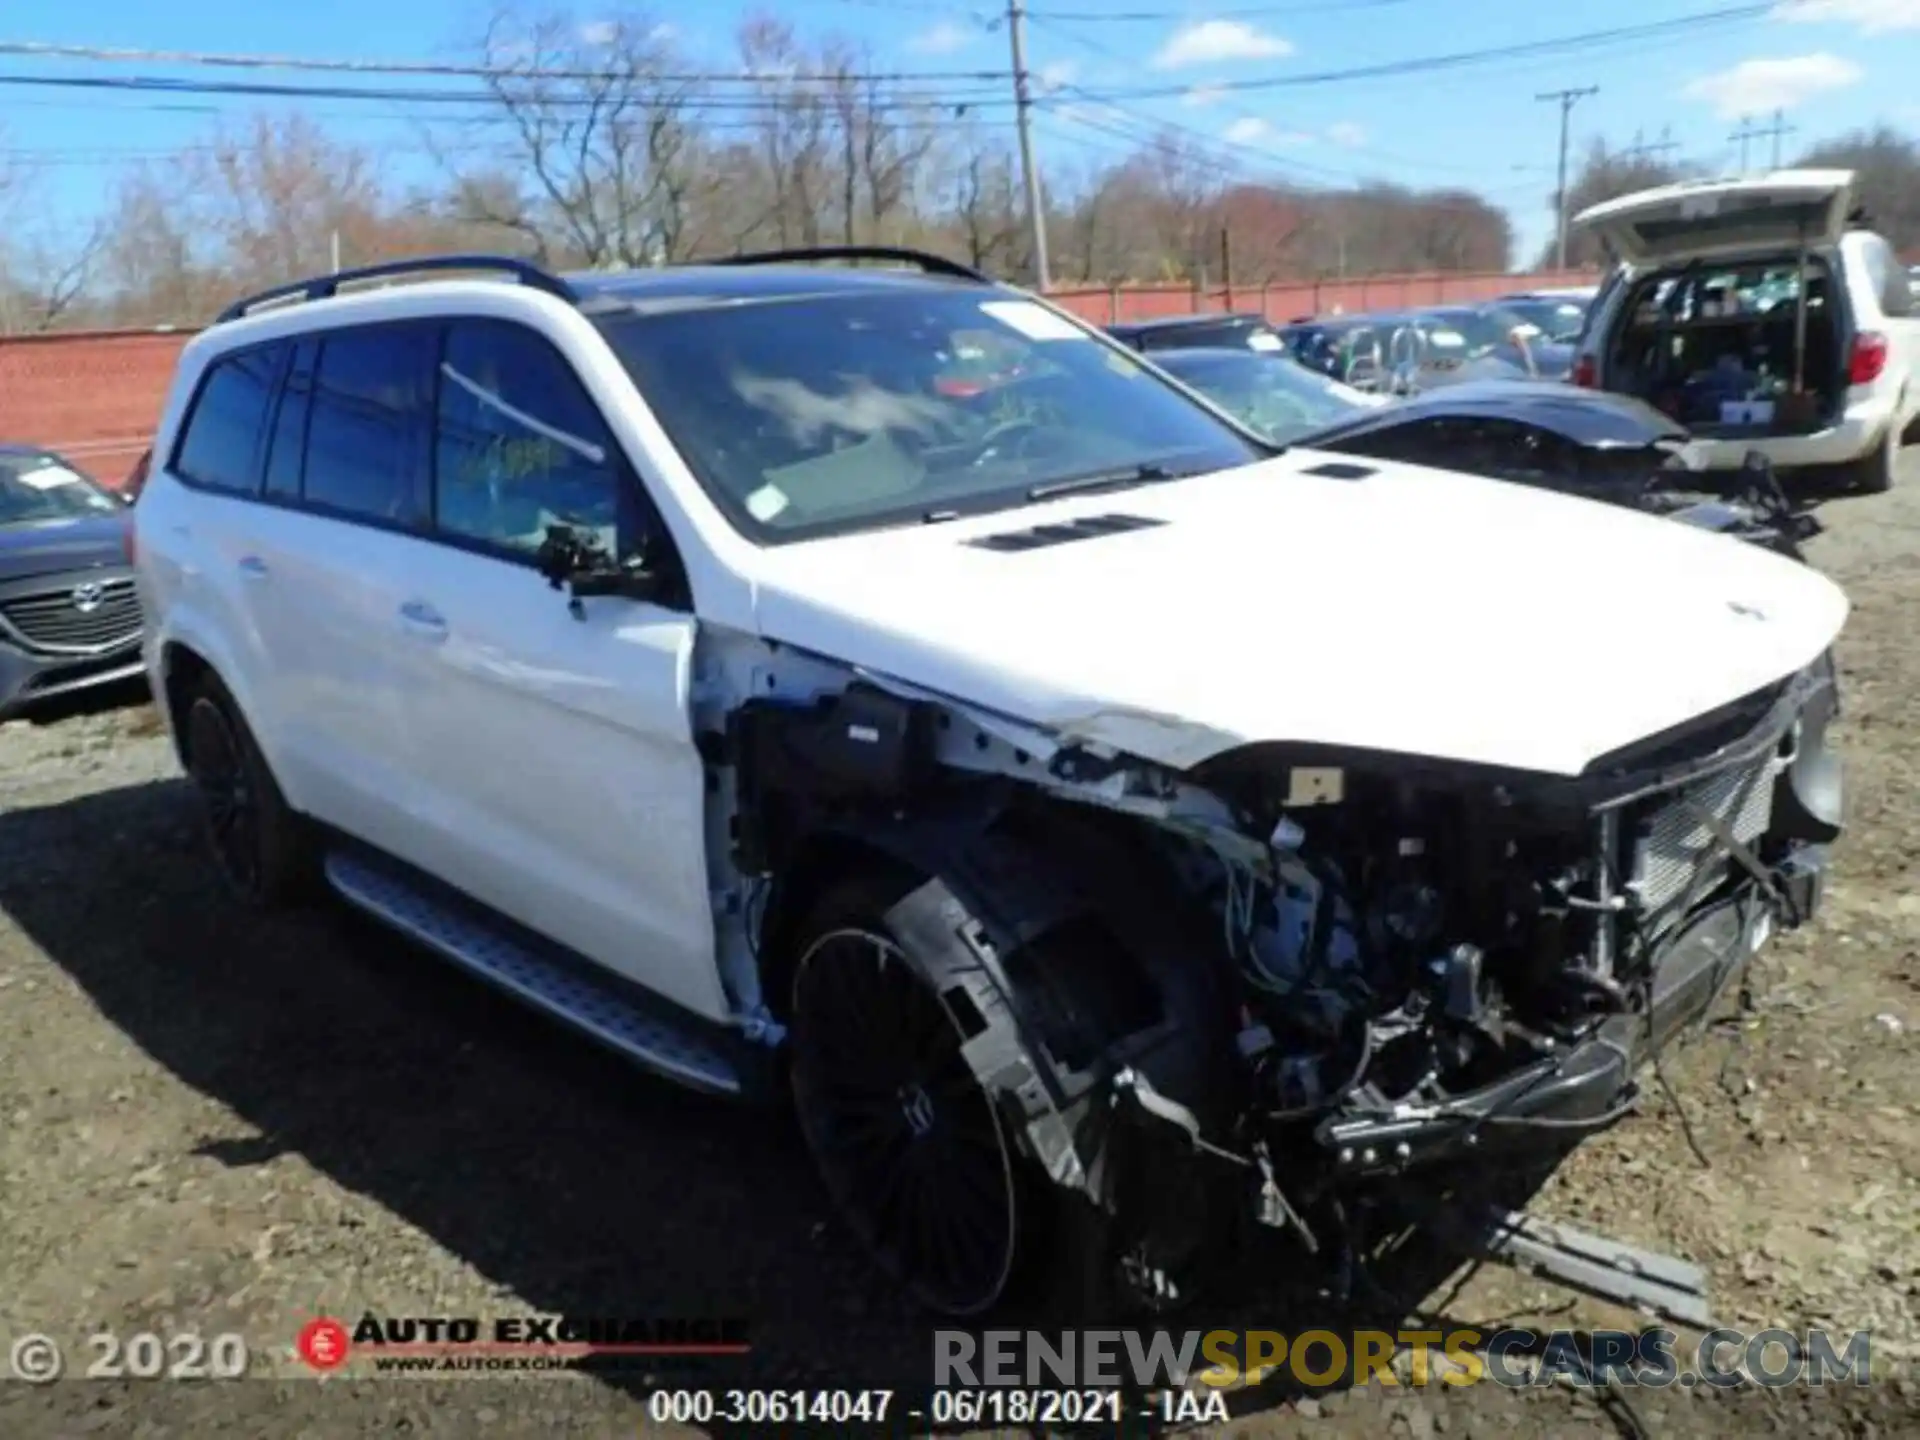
xmin=296 ymin=1313 xmax=750 ymax=1375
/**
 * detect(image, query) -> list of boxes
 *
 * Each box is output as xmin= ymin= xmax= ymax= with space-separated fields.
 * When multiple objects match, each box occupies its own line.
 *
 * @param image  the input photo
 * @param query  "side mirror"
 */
xmin=535 ymin=522 xmax=663 ymax=604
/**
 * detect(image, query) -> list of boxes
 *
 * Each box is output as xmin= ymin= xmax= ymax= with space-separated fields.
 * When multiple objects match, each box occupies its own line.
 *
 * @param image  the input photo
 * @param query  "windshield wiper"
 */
xmin=1025 ymin=463 xmax=1189 ymax=502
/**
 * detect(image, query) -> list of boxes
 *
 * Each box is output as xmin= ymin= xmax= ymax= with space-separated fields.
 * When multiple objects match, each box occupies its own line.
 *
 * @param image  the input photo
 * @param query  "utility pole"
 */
xmin=1537 ymin=85 xmax=1599 ymax=270
xmin=1760 ymin=108 xmax=1797 ymax=168
xmin=1729 ymin=114 xmax=1773 ymax=172
xmin=1621 ymin=125 xmax=1681 ymax=165
xmin=1006 ymin=0 xmax=1051 ymax=291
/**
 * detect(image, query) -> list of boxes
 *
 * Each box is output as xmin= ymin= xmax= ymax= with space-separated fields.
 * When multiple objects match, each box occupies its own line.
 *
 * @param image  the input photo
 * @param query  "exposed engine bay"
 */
xmin=710 ymin=636 xmax=1844 ymax=1310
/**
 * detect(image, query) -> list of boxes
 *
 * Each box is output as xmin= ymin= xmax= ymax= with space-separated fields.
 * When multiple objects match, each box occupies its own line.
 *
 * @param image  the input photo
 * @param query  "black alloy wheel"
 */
xmin=790 ymin=924 xmax=1022 ymax=1317
xmin=185 ymin=695 xmax=263 ymax=899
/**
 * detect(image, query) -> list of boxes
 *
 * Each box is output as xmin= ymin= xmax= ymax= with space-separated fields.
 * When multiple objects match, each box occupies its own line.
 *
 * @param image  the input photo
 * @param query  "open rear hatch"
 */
xmin=1575 ymin=170 xmax=1854 ymax=267
xmin=1577 ymin=172 xmax=1858 ymax=440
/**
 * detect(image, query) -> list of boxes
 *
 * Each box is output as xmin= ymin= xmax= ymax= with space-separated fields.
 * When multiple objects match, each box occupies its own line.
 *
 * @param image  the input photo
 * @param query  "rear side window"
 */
xmin=1859 ymin=233 xmax=1911 ymax=318
xmin=262 ymin=340 xmax=317 ymax=500
xmin=432 ymin=319 xmax=623 ymax=558
xmin=303 ymin=325 xmax=437 ymax=525
xmin=172 ymin=344 xmax=286 ymax=494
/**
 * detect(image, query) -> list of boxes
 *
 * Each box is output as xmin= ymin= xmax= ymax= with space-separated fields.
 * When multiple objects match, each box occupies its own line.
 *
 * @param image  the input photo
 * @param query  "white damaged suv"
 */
xmin=136 ymin=249 xmax=1849 ymax=1317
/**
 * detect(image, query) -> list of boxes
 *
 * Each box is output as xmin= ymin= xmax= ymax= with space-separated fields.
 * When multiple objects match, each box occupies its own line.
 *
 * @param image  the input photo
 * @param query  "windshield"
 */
xmin=0 ymin=452 xmax=121 ymax=526
xmin=1154 ymin=351 xmax=1370 ymax=444
xmin=597 ymin=289 xmax=1263 ymax=541
xmin=1503 ymin=298 xmax=1587 ymax=343
xmin=1424 ymin=309 xmax=1519 ymax=358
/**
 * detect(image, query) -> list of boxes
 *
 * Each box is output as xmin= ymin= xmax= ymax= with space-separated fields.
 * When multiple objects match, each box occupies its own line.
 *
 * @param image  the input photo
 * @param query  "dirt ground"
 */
xmin=0 ymin=463 xmax=1915 ymax=1438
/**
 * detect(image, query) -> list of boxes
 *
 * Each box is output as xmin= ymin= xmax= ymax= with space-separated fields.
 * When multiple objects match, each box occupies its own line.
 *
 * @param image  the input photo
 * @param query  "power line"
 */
xmin=1078 ymin=5 xmax=1770 ymax=102
xmin=1041 ymin=98 xmax=1539 ymax=211
xmin=1537 ymin=85 xmax=1598 ymax=270
xmin=1026 ymin=13 xmax=1524 ymax=182
xmin=0 ymin=69 xmax=1013 ymax=114
xmin=1034 ymin=0 xmax=1415 ymax=20
xmin=0 ymin=39 xmax=1008 ymax=86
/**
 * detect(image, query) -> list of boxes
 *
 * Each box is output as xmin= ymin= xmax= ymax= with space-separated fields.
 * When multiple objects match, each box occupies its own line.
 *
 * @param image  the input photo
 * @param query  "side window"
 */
xmin=433 ymin=319 xmax=624 ymax=558
xmin=303 ymin=325 xmax=436 ymax=525
xmin=172 ymin=344 xmax=286 ymax=494
xmin=262 ymin=340 xmax=317 ymax=501
xmin=1864 ymin=235 xmax=1911 ymax=317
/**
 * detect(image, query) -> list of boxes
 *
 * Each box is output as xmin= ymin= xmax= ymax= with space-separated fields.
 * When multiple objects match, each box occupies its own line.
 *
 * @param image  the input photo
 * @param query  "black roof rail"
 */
xmin=215 ymin=254 xmax=578 ymax=324
xmin=707 ymin=245 xmax=992 ymax=284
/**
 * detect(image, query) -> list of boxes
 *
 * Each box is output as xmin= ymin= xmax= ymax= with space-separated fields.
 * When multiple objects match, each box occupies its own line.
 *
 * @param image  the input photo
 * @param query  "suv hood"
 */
xmin=0 ymin=513 xmax=130 ymax=583
xmin=747 ymin=452 xmax=1848 ymax=776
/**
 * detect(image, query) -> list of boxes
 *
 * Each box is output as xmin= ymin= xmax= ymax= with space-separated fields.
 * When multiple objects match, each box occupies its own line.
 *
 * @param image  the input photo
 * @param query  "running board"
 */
xmin=323 ymin=850 xmax=744 ymax=1098
xmin=1474 ymin=1208 xmax=1717 ymax=1331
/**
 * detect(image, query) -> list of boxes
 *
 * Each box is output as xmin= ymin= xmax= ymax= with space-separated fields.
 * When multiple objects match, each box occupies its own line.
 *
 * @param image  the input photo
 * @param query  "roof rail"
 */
xmin=215 ymin=254 xmax=578 ymax=324
xmin=707 ymin=245 xmax=992 ymax=284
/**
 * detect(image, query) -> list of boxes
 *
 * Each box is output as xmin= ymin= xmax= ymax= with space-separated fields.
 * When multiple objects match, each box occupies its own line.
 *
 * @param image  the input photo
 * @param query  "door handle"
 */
xmin=237 ymin=555 xmax=269 ymax=580
xmin=397 ymin=599 xmax=449 ymax=641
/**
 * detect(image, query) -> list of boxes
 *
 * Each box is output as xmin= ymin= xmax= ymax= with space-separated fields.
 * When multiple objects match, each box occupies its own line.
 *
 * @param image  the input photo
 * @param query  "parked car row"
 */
xmin=1108 ymin=293 xmax=1595 ymax=396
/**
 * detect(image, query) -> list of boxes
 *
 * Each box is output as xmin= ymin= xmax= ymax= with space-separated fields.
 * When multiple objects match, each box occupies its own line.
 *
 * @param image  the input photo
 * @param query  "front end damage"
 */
xmin=724 ymin=643 xmax=1843 ymax=1312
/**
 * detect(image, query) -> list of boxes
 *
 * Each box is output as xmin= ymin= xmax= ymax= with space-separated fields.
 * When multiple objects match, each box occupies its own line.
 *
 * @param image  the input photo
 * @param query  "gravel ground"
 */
xmin=0 ymin=464 xmax=1915 ymax=1437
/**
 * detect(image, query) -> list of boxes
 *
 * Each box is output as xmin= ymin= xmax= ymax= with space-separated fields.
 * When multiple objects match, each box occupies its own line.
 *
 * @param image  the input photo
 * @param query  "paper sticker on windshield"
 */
xmin=1246 ymin=332 xmax=1283 ymax=352
xmin=979 ymin=300 xmax=1089 ymax=342
xmin=1427 ymin=331 xmax=1466 ymax=348
xmin=18 ymin=464 xmax=84 ymax=490
xmin=745 ymin=484 xmax=790 ymax=522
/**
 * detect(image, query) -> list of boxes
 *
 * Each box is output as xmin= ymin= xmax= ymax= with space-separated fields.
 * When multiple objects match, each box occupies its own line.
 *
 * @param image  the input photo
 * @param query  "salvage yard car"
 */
xmin=1147 ymin=348 xmax=1814 ymax=560
xmin=136 ymin=248 xmax=1850 ymax=1319
xmin=0 ymin=442 xmax=143 ymax=717
xmin=1571 ymin=168 xmax=1918 ymax=492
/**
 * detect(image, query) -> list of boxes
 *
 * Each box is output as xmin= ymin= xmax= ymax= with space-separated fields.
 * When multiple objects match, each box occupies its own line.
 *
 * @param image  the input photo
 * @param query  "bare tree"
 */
xmin=1799 ymin=126 xmax=1920 ymax=251
xmin=1540 ymin=140 xmax=1695 ymax=269
xmin=0 ymin=142 xmax=110 ymax=333
xmin=441 ymin=6 xmax=704 ymax=266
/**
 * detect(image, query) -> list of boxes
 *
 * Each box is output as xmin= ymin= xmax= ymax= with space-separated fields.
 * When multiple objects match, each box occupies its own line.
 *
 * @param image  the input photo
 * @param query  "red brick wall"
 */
xmin=1045 ymin=267 xmax=1602 ymax=325
xmin=0 ymin=268 xmax=1601 ymax=488
xmin=0 ymin=329 xmax=191 ymax=490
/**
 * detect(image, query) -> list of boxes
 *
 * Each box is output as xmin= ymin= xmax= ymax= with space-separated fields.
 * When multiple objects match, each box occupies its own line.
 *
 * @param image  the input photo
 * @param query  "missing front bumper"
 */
xmin=1313 ymin=846 xmax=1825 ymax=1179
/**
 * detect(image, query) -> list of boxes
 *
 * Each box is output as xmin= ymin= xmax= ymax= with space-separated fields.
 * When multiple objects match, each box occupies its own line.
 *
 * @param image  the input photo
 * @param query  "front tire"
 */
xmin=787 ymin=878 xmax=1028 ymax=1318
xmin=182 ymin=680 xmax=316 ymax=909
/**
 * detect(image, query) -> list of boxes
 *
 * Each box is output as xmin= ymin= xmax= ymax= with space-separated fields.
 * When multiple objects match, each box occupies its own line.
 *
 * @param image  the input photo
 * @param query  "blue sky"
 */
xmin=3 ymin=0 xmax=1919 ymax=269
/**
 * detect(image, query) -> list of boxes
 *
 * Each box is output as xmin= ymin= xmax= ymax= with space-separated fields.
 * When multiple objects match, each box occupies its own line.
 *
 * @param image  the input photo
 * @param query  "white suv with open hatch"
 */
xmin=1572 ymin=168 xmax=1918 ymax=492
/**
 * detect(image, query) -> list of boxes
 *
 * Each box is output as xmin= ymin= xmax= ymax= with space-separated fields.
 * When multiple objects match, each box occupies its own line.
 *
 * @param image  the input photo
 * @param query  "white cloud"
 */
xmin=1222 ymin=116 xmax=1312 ymax=149
xmin=1151 ymin=20 xmax=1293 ymax=70
xmin=1684 ymin=52 xmax=1863 ymax=117
xmin=1326 ymin=120 xmax=1367 ymax=148
xmin=1037 ymin=60 xmax=1078 ymax=93
xmin=1770 ymin=0 xmax=1920 ymax=33
xmin=577 ymin=19 xmax=675 ymax=46
xmin=908 ymin=20 xmax=978 ymax=55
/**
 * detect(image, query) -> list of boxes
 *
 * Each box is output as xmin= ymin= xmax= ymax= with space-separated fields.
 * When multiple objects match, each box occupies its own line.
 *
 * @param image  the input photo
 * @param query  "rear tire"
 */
xmin=786 ymin=874 xmax=1034 ymax=1318
xmin=181 ymin=679 xmax=317 ymax=909
xmin=1855 ymin=424 xmax=1897 ymax=494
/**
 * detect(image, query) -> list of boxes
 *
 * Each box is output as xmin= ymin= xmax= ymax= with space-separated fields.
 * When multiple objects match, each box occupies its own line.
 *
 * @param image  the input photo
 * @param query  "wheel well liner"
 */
xmin=158 ymin=640 xmax=214 ymax=768
xmin=764 ymin=795 xmax=1242 ymax=1290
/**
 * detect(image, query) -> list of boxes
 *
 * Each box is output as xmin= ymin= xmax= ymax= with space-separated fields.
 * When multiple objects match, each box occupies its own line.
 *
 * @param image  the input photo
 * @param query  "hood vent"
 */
xmin=967 ymin=512 xmax=1167 ymax=553
xmin=1300 ymin=460 xmax=1377 ymax=481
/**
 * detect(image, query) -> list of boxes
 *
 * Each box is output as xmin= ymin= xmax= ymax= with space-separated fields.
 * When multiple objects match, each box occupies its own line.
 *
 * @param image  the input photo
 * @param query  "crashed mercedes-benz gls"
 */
xmin=140 ymin=251 xmax=1850 ymax=1321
